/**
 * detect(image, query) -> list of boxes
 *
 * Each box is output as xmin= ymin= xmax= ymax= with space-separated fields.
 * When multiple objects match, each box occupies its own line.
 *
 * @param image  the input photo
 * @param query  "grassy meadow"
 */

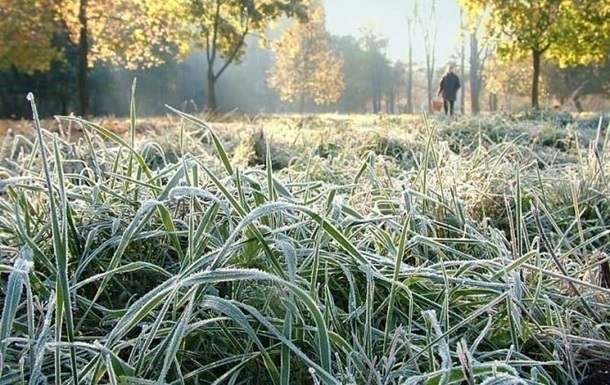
xmin=1 ymin=99 xmax=610 ymax=384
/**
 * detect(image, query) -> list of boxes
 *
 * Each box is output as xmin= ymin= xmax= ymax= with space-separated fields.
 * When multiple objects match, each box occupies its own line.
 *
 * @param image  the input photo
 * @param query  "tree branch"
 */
xmin=214 ymin=15 xmax=250 ymax=81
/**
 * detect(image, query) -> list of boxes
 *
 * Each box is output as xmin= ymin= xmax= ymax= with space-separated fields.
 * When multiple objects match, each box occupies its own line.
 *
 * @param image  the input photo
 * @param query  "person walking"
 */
xmin=437 ymin=64 xmax=461 ymax=116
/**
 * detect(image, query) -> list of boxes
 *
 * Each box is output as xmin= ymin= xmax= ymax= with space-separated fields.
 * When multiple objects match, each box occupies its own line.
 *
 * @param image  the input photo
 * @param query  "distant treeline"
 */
xmin=0 ymin=34 xmax=413 ymax=119
xmin=0 ymin=44 xmax=281 ymax=118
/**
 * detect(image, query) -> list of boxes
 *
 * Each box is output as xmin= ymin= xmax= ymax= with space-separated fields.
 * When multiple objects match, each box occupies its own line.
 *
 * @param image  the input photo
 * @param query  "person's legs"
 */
xmin=449 ymin=100 xmax=455 ymax=116
xmin=443 ymin=99 xmax=449 ymax=115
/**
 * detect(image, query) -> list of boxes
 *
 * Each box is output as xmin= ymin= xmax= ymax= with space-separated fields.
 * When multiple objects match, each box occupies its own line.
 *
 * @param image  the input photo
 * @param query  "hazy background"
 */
xmin=325 ymin=0 xmax=462 ymax=64
xmin=2 ymin=0 xmax=608 ymax=119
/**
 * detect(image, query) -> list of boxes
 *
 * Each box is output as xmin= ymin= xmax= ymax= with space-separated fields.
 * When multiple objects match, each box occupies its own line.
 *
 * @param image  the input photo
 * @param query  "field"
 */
xmin=1 ymin=102 xmax=610 ymax=384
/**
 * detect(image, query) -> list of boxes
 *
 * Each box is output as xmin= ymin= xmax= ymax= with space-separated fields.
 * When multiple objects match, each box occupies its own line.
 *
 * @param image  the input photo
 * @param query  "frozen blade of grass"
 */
xmin=233 ymin=168 xmax=247 ymax=213
xmin=383 ymin=213 xmax=411 ymax=351
xmin=479 ymin=375 xmax=527 ymax=385
xmin=407 ymin=292 xmax=510 ymax=365
xmin=134 ymin=283 xmax=179 ymax=376
xmin=200 ymin=296 xmax=281 ymax=385
xmin=457 ymin=339 xmax=475 ymax=385
xmin=422 ymin=310 xmax=451 ymax=384
xmin=50 ymin=340 xmax=135 ymax=380
xmin=155 ymin=203 xmax=185 ymax=263
xmin=27 ymin=93 xmax=78 ymax=384
xmin=170 ymin=353 xmax=259 ymax=384
xmin=77 ymin=118 xmax=103 ymax=180
xmin=209 ymin=357 xmax=257 ymax=385
xmin=105 ymin=279 xmax=179 ymax=346
xmin=55 ymin=116 xmax=154 ymax=181
xmin=401 ymin=364 xmax=523 ymax=385
xmin=533 ymin=207 xmax=602 ymax=324
xmin=266 ymin=142 xmax=277 ymax=202
xmin=490 ymin=250 xmax=538 ymax=281
xmin=129 ymin=78 xmax=137 ymax=176
xmin=181 ymin=268 xmax=334 ymax=381
xmin=196 ymin=161 xmax=245 ymax=217
xmin=165 ymin=105 xmax=234 ymax=175
xmin=221 ymin=297 xmax=341 ymax=385
xmin=350 ymin=155 xmax=371 ymax=197
xmin=167 ymin=186 xmax=229 ymax=211
xmin=205 ymin=202 xmax=367 ymax=272
xmin=190 ymin=202 xmax=221 ymax=261
xmin=89 ymin=199 xmax=158 ymax=303
xmin=102 ymin=172 xmax=162 ymax=195
xmin=0 ymin=247 xmax=33 ymax=362
xmin=52 ymin=135 xmax=78 ymax=385
xmin=156 ymin=162 xmax=189 ymax=202
xmin=204 ymin=201 xmax=285 ymax=275
xmin=280 ymin=301 xmax=293 ymax=385
xmin=72 ymin=262 xmax=171 ymax=290
xmin=156 ymin=290 xmax=196 ymax=385
xmin=364 ymin=266 xmax=374 ymax=359
xmin=29 ymin=291 xmax=55 ymax=385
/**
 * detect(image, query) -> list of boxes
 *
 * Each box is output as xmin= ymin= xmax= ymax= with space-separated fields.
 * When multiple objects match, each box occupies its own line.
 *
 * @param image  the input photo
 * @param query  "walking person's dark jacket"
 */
xmin=438 ymin=72 xmax=460 ymax=101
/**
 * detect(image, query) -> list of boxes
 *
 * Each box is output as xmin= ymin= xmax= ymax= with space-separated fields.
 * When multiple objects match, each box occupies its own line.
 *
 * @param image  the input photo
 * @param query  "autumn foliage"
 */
xmin=268 ymin=0 xmax=345 ymax=111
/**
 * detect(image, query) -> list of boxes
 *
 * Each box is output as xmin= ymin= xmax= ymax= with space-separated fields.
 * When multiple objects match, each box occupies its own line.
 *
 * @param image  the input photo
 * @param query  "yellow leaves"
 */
xmin=268 ymin=0 xmax=344 ymax=106
xmin=461 ymin=0 xmax=610 ymax=67
xmin=485 ymin=56 xmax=550 ymax=98
xmin=66 ymin=0 xmax=186 ymax=68
xmin=0 ymin=0 xmax=62 ymax=72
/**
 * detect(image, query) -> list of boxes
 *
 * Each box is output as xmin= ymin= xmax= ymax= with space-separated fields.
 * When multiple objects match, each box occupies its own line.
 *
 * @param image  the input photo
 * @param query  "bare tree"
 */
xmin=415 ymin=0 xmax=437 ymax=111
xmin=460 ymin=9 xmax=466 ymax=114
xmin=469 ymin=31 xmax=491 ymax=114
xmin=405 ymin=4 xmax=414 ymax=114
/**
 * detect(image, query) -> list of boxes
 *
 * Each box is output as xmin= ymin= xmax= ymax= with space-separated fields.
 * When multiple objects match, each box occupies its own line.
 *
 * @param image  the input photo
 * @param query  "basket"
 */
xmin=431 ymin=97 xmax=443 ymax=112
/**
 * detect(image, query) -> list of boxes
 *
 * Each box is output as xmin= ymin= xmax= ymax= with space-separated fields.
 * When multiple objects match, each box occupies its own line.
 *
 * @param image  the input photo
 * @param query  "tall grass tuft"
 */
xmin=0 ymin=102 xmax=609 ymax=384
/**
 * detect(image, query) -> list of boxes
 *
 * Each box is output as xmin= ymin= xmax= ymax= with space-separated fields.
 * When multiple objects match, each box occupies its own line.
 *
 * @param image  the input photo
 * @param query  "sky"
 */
xmin=325 ymin=0 xmax=463 ymax=66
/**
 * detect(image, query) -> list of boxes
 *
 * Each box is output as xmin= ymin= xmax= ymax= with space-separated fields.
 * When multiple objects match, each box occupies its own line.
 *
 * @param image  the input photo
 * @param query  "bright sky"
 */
xmin=325 ymin=0 xmax=463 ymax=66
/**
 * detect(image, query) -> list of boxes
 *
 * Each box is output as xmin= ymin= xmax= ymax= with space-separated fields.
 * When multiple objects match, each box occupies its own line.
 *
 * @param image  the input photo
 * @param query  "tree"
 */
xmin=385 ymin=61 xmax=406 ymax=114
xmin=186 ymin=0 xmax=307 ymax=112
xmin=461 ymin=0 xmax=610 ymax=109
xmin=468 ymin=33 xmax=491 ymax=114
xmin=54 ymin=0 xmax=185 ymax=115
xmin=405 ymin=4 xmax=415 ymax=114
xmin=485 ymin=57 xmax=550 ymax=110
xmin=414 ymin=0 xmax=438 ymax=110
xmin=268 ymin=0 xmax=344 ymax=113
xmin=330 ymin=35 xmax=371 ymax=112
xmin=1 ymin=0 xmax=185 ymax=115
xmin=359 ymin=26 xmax=390 ymax=113
xmin=461 ymin=9 xmax=491 ymax=115
xmin=0 ymin=0 xmax=62 ymax=73
xmin=459 ymin=9 xmax=466 ymax=114
xmin=542 ymin=60 xmax=610 ymax=111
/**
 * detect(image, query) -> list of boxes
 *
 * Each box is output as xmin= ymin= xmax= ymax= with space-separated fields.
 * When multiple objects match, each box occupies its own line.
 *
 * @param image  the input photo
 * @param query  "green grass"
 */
xmin=1 ymin=100 xmax=610 ymax=385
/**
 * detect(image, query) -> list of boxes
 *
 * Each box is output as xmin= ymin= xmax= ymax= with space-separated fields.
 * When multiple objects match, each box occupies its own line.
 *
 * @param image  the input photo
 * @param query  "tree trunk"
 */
xmin=299 ymin=92 xmax=305 ymax=115
xmin=469 ymin=33 xmax=481 ymax=115
xmin=426 ymin=64 xmax=433 ymax=111
xmin=207 ymin=66 xmax=218 ymax=112
xmin=489 ymin=92 xmax=497 ymax=112
xmin=416 ymin=0 xmax=437 ymax=112
xmin=573 ymin=96 xmax=583 ymax=112
xmin=77 ymin=0 xmax=89 ymax=116
xmin=460 ymin=9 xmax=465 ymax=114
xmin=406 ymin=19 xmax=413 ymax=114
xmin=532 ymin=49 xmax=542 ymax=109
